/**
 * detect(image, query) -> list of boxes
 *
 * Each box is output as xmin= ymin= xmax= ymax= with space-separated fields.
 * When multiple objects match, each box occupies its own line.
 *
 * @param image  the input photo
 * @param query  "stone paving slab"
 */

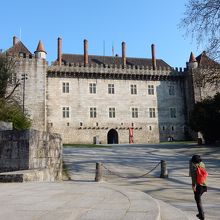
xmin=0 ymin=181 xmax=160 ymax=220
xmin=157 ymin=200 xmax=197 ymax=220
xmin=63 ymin=143 xmax=220 ymax=220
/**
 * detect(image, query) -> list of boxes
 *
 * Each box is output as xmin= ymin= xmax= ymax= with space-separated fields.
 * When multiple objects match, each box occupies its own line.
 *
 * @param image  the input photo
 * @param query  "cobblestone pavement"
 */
xmin=63 ymin=143 xmax=220 ymax=220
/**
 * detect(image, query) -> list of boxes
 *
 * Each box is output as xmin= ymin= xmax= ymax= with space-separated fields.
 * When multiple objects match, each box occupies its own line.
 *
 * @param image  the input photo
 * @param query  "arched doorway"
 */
xmin=107 ymin=129 xmax=118 ymax=144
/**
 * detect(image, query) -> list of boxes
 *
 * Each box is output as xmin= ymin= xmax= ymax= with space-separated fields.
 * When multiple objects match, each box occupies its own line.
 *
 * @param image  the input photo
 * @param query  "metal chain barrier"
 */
xmin=101 ymin=161 xmax=162 ymax=179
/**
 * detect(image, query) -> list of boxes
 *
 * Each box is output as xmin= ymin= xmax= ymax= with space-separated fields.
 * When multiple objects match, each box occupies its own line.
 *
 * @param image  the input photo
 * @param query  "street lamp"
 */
xmin=21 ymin=73 xmax=28 ymax=113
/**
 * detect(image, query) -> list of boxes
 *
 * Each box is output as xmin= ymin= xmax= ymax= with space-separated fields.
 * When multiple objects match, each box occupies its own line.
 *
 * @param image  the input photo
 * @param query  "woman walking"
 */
xmin=190 ymin=155 xmax=208 ymax=220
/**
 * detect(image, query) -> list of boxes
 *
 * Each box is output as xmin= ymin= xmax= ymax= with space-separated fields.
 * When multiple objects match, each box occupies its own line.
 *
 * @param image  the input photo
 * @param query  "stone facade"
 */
xmin=0 ymin=129 xmax=62 ymax=181
xmin=14 ymin=56 xmax=47 ymax=131
xmin=3 ymin=37 xmax=218 ymax=144
xmin=47 ymin=66 xmax=186 ymax=144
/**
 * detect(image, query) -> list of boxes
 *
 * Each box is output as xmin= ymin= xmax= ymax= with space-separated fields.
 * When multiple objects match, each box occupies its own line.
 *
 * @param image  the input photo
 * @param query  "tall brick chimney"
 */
xmin=13 ymin=36 xmax=18 ymax=46
xmin=84 ymin=39 xmax=88 ymax=66
xmin=57 ymin=37 xmax=62 ymax=66
xmin=151 ymin=44 xmax=156 ymax=70
xmin=122 ymin=42 xmax=126 ymax=67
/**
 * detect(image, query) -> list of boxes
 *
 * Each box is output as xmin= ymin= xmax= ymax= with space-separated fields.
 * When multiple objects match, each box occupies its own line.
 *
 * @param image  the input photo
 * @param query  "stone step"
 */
xmin=103 ymin=184 xmax=161 ymax=220
xmin=0 ymin=169 xmax=55 ymax=182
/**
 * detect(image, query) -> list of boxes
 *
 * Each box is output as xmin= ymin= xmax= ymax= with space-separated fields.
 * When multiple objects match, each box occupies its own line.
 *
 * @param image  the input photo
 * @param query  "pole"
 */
xmin=21 ymin=74 xmax=27 ymax=113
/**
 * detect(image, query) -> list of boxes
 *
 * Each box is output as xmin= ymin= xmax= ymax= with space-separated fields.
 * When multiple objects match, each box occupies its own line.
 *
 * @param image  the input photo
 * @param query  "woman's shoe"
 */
xmin=196 ymin=213 xmax=204 ymax=220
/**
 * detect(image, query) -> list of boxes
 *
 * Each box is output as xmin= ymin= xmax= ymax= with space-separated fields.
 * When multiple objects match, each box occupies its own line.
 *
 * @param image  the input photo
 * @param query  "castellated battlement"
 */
xmin=48 ymin=63 xmax=186 ymax=78
xmin=15 ymin=54 xmax=48 ymax=66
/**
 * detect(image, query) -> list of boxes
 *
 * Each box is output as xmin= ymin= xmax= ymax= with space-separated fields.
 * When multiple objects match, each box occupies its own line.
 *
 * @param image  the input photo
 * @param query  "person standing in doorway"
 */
xmin=190 ymin=155 xmax=208 ymax=220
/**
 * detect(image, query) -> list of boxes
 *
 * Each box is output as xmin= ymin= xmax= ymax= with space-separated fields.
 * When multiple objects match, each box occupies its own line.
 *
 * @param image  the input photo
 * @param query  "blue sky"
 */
xmin=0 ymin=0 xmax=201 ymax=67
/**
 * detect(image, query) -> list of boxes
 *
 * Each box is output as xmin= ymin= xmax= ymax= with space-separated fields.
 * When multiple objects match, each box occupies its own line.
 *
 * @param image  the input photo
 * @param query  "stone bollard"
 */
xmin=95 ymin=162 xmax=102 ymax=182
xmin=160 ymin=160 xmax=168 ymax=178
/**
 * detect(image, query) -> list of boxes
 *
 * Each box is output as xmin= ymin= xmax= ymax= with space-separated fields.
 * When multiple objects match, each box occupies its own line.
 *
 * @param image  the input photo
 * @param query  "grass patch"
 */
xmin=63 ymin=143 xmax=110 ymax=148
xmin=160 ymin=140 xmax=197 ymax=145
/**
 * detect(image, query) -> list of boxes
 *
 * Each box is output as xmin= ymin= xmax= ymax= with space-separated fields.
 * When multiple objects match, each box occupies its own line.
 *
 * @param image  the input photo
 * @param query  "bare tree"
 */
xmin=0 ymin=54 xmax=31 ymax=129
xmin=181 ymin=0 xmax=220 ymax=61
xmin=0 ymin=54 xmax=20 ymax=100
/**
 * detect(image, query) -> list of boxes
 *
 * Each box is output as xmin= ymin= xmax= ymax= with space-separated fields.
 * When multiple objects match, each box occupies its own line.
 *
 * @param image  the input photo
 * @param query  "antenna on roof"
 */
xmin=112 ymin=41 xmax=114 ymax=57
xmin=103 ymin=40 xmax=105 ymax=64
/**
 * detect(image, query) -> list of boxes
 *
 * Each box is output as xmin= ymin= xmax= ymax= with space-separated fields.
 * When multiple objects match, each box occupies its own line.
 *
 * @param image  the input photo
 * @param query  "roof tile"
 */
xmin=60 ymin=54 xmax=171 ymax=68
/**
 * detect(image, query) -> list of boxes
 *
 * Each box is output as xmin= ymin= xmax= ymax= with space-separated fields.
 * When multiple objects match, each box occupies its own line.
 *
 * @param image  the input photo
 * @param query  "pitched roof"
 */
xmin=61 ymin=54 xmax=171 ymax=68
xmin=196 ymin=51 xmax=219 ymax=67
xmin=35 ymin=40 xmax=47 ymax=54
xmin=6 ymin=41 xmax=32 ymax=56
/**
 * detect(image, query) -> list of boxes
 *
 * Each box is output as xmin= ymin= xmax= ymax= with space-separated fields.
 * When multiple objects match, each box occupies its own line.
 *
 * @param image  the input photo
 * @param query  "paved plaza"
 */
xmin=0 ymin=143 xmax=219 ymax=220
xmin=0 ymin=181 xmax=164 ymax=220
xmin=63 ymin=143 xmax=220 ymax=220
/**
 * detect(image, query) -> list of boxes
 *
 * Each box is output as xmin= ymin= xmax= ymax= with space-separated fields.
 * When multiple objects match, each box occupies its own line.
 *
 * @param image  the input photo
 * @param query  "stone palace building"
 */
xmin=3 ymin=36 xmax=219 ymax=144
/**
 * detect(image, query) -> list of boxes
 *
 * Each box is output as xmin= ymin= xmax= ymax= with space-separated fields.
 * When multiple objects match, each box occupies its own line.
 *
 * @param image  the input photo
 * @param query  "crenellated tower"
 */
xmin=5 ymin=37 xmax=48 ymax=131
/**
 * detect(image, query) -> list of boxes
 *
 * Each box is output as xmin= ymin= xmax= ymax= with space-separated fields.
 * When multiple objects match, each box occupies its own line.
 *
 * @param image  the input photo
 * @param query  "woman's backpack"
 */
xmin=196 ymin=166 xmax=208 ymax=185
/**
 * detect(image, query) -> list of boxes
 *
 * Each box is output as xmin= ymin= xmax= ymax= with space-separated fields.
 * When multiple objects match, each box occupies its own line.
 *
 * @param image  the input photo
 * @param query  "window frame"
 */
xmin=132 ymin=107 xmax=138 ymax=118
xmin=149 ymin=108 xmax=156 ymax=118
xmin=108 ymin=84 xmax=115 ymax=94
xmin=168 ymin=85 xmax=175 ymax=95
xmin=148 ymin=85 xmax=154 ymax=95
xmin=109 ymin=107 xmax=116 ymax=118
xmin=90 ymin=107 xmax=97 ymax=118
xmin=89 ymin=83 xmax=96 ymax=94
xmin=170 ymin=107 xmax=177 ymax=118
xmin=62 ymin=107 xmax=70 ymax=118
xmin=62 ymin=82 xmax=70 ymax=93
xmin=130 ymin=84 xmax=137 ymax=95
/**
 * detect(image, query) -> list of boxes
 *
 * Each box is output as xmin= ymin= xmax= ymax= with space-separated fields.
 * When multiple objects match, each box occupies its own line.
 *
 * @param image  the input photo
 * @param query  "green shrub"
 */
xmin=0 ymin=100 xmax=31 ymax=130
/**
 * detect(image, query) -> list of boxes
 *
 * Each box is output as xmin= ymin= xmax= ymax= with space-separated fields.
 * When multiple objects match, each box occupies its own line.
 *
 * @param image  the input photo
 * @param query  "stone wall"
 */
xmin=47 ymin=75 xmax=186 ymax=144
xmin=0 ymin=121 xmax=13 ymax=131
xmin=14 ymin=57 xmax=47 ymax=131
xmin=0 ymin=129 xmax=62 ymax=181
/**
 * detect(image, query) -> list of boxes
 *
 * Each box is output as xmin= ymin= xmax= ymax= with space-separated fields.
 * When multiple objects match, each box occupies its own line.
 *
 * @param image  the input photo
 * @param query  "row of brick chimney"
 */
xmin=57 ymin=38 xmax=157 ymax=69
xmin=12 ymin=36 xmax=157 ymax=69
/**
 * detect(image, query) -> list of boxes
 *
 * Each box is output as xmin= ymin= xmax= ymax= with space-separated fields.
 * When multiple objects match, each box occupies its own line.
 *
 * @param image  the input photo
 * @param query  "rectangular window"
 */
xmin=90 ymin=107 xmax=97 ymax=118
xmin=62 ymin=107 xmax=69 ymax=118
xmin=169 ymin=85 xmax=175 ymax=95
xmin=9 ymin=72 xmax=17 ymax=84
xmin=131 ymin=84 xmax=137 ymax=94
xmin=89 ymin=83 xmax=96 ymax=94
xmin=108 ymin=84 xmax=115 ymax=94
xmin=62 ymin=82 xmax=69 ymax=93
xmin=132 ymin=108 xmax=138 ymax=118
xmin=109 ymin=107 xmax=116 ymax=118
xmin=149 ymin=108 xmax=156 ymax=118
xmin=148 ymin=85 xmax=154 ymax=95
xmin=170 ymin=108 xmax=176 ymax=118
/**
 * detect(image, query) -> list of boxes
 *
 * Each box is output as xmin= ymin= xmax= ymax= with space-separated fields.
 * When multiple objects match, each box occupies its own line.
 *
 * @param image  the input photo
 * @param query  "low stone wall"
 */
xmin=0 ymin=121 xmax=13 ymax=131
xmin=0 ymin=129 xmax=62 ymax=181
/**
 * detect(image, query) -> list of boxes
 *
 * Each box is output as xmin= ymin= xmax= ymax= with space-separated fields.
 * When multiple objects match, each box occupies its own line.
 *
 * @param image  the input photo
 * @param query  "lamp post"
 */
xmin=21 ymin=73 xmax=28 ymax=113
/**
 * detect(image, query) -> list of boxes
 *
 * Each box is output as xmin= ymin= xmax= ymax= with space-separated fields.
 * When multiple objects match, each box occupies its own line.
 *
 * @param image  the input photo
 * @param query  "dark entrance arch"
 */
xmin=107 ymin=129 xmax=118 ymax=144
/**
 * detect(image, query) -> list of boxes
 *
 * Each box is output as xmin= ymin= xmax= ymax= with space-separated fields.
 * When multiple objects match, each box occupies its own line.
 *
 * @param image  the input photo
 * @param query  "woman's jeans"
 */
xmin=194 ymin=185 xmax=207 ymax=218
